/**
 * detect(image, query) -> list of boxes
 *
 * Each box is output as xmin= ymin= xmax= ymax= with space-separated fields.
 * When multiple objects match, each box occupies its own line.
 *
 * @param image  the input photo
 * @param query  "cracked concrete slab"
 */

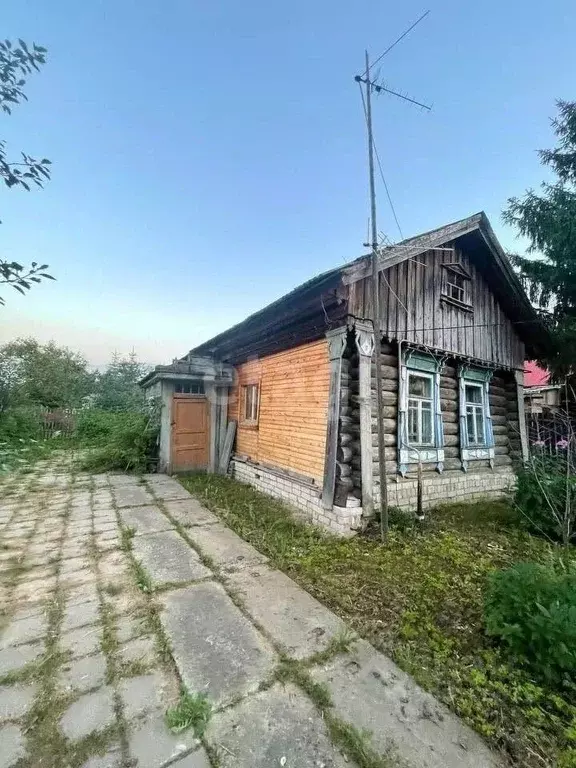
xmin=224 ymin=563 xmax=349 ymax=660
xmin=186 ymin=523 xmax=268 ymax=571
xmin=310 ymin=639 xmax=503 ymax=768
xmin=113 ymin=486 xmax=154 ymax=508
xmin=132 ymin=531 xmax=211 ymax=587
xmin=205 ymin=682 xmax=349 ymax=768
xmin=119 ymin=505 xmax=174 ymax=536
xmin=163 ymin=499 xmax=219 ymax=528
xmin=159 ymin=582 xmax=276 ymax=707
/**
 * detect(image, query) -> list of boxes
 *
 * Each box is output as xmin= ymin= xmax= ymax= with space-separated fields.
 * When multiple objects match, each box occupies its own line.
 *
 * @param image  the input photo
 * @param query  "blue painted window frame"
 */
xmin=398 ymin=350 xmax=444 ymax=476
xmin=458 ymin=365 xmax=495 ymax=471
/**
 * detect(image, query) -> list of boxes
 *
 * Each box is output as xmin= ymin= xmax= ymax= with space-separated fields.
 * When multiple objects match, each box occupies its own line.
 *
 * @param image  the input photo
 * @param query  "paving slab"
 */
xmin=114 ymin=486 xmax=154 ymax=508
xmin=0 ymin=641 xmax=44 ymax=677
xmin=59 ymin=685 xmax=116 ymax=741
xmin=0 ymin=723 xmax=26 ymax=767
xmin=0 ymin=613 xmax=48 ymax=649
xmin=118 ymin=506 xmax=173 ymax=536
xmin=0 ymin=683 xmax=38 ymax=721
xmin=60 ymin=653 xmax=107 ymax=693
xmin=118 ymin=672 xmax=165 ymax=721
xmin=159 ymin=582 xmax=276 ymax=707
xmin=171 ymin=748 xmax=212 ymax=768
xmin=60 ymin=625 xmax=102 ymax=659
xmin=127 ymin=716 xmax=200 ymax=768
xmin=118 ymin=635 xmax=156 ymax=666
xmin=132 ymin=531 xmax=211 ymax=587
xmin=163 ymin=499 xmax=219 ymax=528
xmin=145 ymin=476 xmax=192 ymax=501
xmin=79 ymin=748 xmax=122 ymax=768
xmin=205 ymin=682 xmax=349 ymax=768
xmin=310 ymin=639 xmax=502 ymax=768
xmin=61 ymin=599 xmax=100 ymax=633
xmin=224 ymin=563 xmax=349 ymax=660
xmin=186 ymin=523 xmax=268 ymax=571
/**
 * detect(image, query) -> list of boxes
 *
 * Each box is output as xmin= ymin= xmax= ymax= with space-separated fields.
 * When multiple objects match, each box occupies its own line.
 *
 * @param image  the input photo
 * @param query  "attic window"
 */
xmin=441 ymin=263 xmax=472 ymax=311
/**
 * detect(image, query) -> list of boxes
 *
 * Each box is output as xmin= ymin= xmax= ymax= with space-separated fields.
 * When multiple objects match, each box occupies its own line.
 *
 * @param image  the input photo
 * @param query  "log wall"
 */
xmin=347 ymin=340 xmax=520 ymax=497
xmin=229 ymin=339 xmax=330 ymax=483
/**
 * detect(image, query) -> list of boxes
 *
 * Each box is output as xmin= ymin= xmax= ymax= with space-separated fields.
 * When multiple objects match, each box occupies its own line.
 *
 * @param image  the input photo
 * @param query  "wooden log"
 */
xmin=440 ymin=387 xmax=458 ymax=402
xmin=491 ymin=414 xmax=508 ymax=427
xmin=495 ymin=445 xmax=510 ymax=455
xmin=489 ymin=385 xmax=507 ymax=398
xmin=339 ymin=432 xmax=353 ymax=447
xmin=492 ymin=424 xmax=508 ymax=435
xmin=494 ymin=434 xmax=510 ymax=447
xmin=337 ymin=445 xmax=352 ymax=463
xmin=335 ymin=475 xmax=353 ymax=490
xmin=443 ymin=422 xmax=459 ymax=435
xmin=334 ymin=483 xmax=350 ymax=507
xmin=444 ymin=434 xmax=459 ymax=448
xmin=489 ymin=394 xmax=508 ymax=408
xmin=442 ymin=412 xmax=458 ymax=424
xmin=444 ymin=458 xmax=463 ymax=471
xmin=441 ymin=399 xmax=458 ymax=412
xmin=491 ymin=405 xmax=507 ymax=416
xmin=494 ymin=455 xmax=513 ymax=466
xmin=444 ymin=446 xmax=459 ymax=458
xmin=335 ymin=461 xmax=351 ymax=478
xmin=440 ymin=376 xmax=458 ymax=390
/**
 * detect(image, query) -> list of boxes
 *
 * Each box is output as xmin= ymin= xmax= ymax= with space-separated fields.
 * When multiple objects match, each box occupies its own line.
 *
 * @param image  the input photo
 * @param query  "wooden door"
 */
xmin=171 ymin=396 xmax=210 ymax=472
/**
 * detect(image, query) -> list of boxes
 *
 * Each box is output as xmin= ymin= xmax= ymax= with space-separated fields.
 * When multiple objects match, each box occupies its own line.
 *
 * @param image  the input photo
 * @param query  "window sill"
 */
xmin=240 ymin=420 xmax=259 ymax=431
xmin=440 ymin=295 xmax=473 ymax=313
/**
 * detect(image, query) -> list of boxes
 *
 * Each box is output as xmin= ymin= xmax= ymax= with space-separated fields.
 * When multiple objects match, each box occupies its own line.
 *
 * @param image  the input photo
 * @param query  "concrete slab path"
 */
xmin=0 ymin=461 xmax=503 ymax=768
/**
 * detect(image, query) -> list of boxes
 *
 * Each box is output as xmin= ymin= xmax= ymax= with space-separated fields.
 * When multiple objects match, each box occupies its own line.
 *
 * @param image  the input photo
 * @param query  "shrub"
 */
xmin=0 ymin=405 xmax=43 ymax=442
xmin=79 ymin=409 xmax=159 ymax=473
xmin=515 ymin=455 xmax=576 ymax=545
xmin=485 ymin=561 xmax=576 ymax=686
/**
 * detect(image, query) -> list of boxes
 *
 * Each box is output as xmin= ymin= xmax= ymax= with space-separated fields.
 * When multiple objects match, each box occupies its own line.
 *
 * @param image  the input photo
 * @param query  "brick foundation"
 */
xmin=230 ymin=458 xmax=515 ymax=536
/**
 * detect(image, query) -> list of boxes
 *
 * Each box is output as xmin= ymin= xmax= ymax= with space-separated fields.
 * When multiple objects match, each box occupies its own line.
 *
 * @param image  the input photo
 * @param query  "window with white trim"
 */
xmin=441 ymin=263 xmax=472 ymax=310
xmin=458 ymin=366 xmax=495 ymax=470
xmin=464 ymin=382 xmax=486 ymax=446
xmin=398 ymin=351 xmax=445 ymax=476
xmin=407 ymin=372 xmax=434 ymax=446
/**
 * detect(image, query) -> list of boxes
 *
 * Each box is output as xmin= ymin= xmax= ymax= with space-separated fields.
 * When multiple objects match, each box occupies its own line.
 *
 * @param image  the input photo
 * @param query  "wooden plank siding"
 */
xmin=228 ymin=340 xmax=331 ymax=483
xmin=348 ymin=246 xmax=525 ymax=369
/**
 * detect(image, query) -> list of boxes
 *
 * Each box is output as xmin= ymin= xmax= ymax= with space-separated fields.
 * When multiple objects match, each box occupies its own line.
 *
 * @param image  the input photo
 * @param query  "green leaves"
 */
xmin=503 ymin=100 xmax=576 ymax=377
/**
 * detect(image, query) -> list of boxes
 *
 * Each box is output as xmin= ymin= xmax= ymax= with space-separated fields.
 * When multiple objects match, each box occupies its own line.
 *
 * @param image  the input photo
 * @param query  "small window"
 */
xmin=407 ymin=372 xmax=434 ymax=446
xmin=175 ymin=382 xmax=204 ymax=395
xmin=243 ymin=383 xmax=259 ymax=423
xmin=441 ymin=264 xmax=472 ymax=309
xmin=446 ymin=271 xmax=466 ymax=303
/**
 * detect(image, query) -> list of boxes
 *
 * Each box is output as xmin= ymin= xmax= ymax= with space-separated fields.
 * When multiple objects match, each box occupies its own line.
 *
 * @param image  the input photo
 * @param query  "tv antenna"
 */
xmin=355 ymin=11 xmax=432 ymax=543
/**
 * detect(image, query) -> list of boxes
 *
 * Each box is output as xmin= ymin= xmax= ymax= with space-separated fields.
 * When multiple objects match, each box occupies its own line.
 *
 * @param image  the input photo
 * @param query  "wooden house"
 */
xmin=141 ymin=213 xmax=547 ymax=535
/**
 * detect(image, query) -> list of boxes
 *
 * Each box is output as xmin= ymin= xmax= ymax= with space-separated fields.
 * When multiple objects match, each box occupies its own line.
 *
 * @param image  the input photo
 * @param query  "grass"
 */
xmin=165 ymin=688 xmax=212 ymax=736
xmin=180 ymin=473 xmax=576 ymax=768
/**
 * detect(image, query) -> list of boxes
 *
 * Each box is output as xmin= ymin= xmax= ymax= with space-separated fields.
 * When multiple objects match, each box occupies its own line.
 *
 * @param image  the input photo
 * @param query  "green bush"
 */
xmin=515 ymin=455 xmax=576 ymax=544
xmin=78 ymin=410 xmax=159 ymax=473
xmin=485 ymin=562 xmax=576 ymax=686
xmin=0 ymin=405 xmax=43 ymax=442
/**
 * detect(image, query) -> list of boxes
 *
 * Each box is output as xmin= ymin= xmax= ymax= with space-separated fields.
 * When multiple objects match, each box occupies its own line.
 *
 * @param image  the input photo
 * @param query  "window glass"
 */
xmin=465 ymin=383 xmax=482 ymax=404
xmin=243 ymin=383 xmax=259 ymax=422
xmin=408 ymin=374 xmax=432 ymax=398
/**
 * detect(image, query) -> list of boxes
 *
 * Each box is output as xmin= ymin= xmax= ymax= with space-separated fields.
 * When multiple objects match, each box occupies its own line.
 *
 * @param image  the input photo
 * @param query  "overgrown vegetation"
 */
xmin=0 ymin=340 xmax=156 ymax=475
xmin=180 ymin=473 xmax=576 ymax=768
xmin=485 ymin=561 xmax=576 ymax=687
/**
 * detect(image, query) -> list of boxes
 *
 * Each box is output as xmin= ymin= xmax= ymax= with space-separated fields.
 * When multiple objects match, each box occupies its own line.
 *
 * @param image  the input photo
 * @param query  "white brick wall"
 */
xmin=230 ymin=458 xmax=362 ymax=536
xmin=230 ymin=458 xmax=515 ymax=536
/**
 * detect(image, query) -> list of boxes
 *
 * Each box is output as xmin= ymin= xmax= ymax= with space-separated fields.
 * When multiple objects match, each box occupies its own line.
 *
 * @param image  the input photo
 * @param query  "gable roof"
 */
xmin=188 ymin=212 xmax=548 ymax=364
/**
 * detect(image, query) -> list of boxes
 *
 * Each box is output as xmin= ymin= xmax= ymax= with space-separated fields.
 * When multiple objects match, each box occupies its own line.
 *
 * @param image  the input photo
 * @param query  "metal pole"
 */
xmin=365 ymin=50 xmax=389 ymax=542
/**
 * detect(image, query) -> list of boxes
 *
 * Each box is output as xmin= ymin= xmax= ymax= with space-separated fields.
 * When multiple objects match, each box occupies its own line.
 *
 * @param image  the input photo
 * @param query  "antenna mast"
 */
xmin=355 ymin=14 xmax=431 ymax=543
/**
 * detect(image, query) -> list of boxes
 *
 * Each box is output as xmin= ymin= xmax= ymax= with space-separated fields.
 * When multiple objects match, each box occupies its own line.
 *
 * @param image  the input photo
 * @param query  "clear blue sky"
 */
xmin=1 ymin=0 xmax=574 ymax=366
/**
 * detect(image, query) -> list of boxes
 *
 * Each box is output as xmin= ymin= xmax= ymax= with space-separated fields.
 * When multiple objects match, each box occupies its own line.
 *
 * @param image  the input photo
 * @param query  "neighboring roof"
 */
xmin=139 ymin=357 xmax=234 ymax=388
xmin=524 ymin=360 xmax=550 ymax=388
xmin=187 ymin=212 xmax=548 ymax=365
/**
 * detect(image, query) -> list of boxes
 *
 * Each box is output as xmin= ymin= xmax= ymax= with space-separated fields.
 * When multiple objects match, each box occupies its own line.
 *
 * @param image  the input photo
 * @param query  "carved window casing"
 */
xmin=458 ymin=365 xmax=495 ymax=470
